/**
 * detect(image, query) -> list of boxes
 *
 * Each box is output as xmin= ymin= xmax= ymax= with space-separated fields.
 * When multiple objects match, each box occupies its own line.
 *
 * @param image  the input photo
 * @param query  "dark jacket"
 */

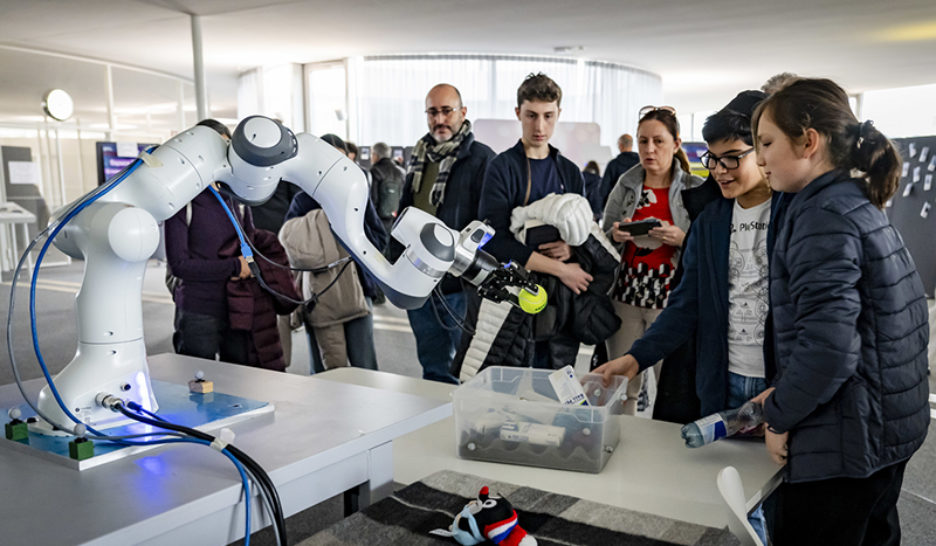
xmin=285 ymin=191 xmax=388 ymax=300
xmin=370 ymin=157 xmax=406 ymax=221
xmin=598 ymin=151 xmax=640 ymax=209
xmin=478 ymin=141 xmax=585 ymax=265
xmin=391 ymin=134 xmax=495 ymax=294
xmin=628 ymin=194 xmax=787 ymax=417
xmin=583 ymin=171 xmax=603 ymax=218
xmin=221 ymin=230 xmax=299 ymax=371
xmin=766 ymin=170 xmax=929 ymax=483
xmin=460 ymin=229 xmax=621 ymax=376
xmin=250 ymin=181 xmax=301 ymax=233
xmin=165 ymin=189 xmax=251 ymax=320
xmin=652 ymin=176 xmax=722 ymax=424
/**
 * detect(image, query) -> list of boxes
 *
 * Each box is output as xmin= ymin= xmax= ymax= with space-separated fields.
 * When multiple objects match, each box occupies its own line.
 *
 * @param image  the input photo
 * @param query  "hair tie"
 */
xmin=857 ymin=120 xmax=874 ymax=147
xmin=853 ymin=120 xmax=876 ymax=171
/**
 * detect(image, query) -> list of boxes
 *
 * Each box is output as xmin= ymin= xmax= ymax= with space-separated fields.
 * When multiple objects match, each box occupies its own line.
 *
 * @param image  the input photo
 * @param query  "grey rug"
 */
xmin=302 ymin=470 xmax=739 ymax=545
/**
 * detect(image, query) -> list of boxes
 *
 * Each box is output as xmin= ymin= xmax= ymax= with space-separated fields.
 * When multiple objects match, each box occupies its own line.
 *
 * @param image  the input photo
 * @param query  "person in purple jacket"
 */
xmin=165 ymin=119 xmax=256 ymax=364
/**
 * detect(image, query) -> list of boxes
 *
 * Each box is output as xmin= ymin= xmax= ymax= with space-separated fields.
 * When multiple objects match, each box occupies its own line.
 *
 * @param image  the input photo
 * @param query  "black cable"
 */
xmin=217 ymin=194 xmax=358 ymax=306
xmin=249 ymin=259 xmax=353 ymax=306
xmin=429 ymin=285 xmax=475 ymax=335
xmin=118 ymin=403 xmax=288 ymax=545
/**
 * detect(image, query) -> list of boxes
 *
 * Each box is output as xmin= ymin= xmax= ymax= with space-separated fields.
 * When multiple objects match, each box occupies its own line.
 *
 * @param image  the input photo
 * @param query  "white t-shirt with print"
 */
xmin=727 ymin=197 xmax=771 ymax=378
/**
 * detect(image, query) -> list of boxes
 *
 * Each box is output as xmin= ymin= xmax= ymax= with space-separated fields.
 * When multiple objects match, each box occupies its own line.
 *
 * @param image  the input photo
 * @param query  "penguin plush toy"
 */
xmin=430 ymin=486 xmax=537 ymax=545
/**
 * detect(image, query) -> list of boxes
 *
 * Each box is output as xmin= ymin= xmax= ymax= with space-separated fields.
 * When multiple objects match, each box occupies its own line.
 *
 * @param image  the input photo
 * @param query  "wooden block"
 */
xmin=188 ymin=379 xmax=214 ymax=394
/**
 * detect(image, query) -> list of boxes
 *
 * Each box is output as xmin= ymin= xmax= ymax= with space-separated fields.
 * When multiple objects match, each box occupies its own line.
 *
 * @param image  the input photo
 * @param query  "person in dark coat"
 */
xmin=165 ymin=118 xmax=292 ymax=368
xmin=389 ymin=83 xmax=494 ymax=384
xmin=597 ymin=133 xmax=640 ymax=210
xmin=220 ymin=230 xmax=299 ymax=371
xmin=582 ymin=160 xmax=603 ymax=220
xmin=751 ymin=79 xmax=928 ymax=545
xmin=478 ymin=73 xmax=592 ymax=370
xmin=369 ymin=141 xmax=406 ymax=235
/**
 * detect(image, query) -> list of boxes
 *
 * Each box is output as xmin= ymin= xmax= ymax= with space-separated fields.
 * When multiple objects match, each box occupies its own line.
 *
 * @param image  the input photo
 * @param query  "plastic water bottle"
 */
xmin=680 ymin=401 xmax=764 ymax=448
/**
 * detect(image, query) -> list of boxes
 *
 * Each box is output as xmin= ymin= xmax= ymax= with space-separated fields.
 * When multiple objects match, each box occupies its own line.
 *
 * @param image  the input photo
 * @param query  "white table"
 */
xmin=0 ymin=354 xmax=450 ymax=545
xmin=317 ymin=367 xmax=783 ymax=529
xmin=0 ymin=201 xmax=36 ymax=274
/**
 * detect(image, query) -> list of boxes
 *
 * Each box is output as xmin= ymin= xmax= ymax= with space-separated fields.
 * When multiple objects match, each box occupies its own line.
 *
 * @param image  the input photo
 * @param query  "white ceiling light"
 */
xmin=42 ymin=88 xmax=74 ymax=121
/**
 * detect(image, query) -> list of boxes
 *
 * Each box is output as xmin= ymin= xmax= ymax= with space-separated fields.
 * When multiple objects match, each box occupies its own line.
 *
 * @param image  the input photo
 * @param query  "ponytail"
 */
xmin=753 ymin=78 xmax=902 ymax=209
xmin=674 ymin=148 xmax=691 ymax=174
xmin=849 ymin=120 xmax=901 ymax=208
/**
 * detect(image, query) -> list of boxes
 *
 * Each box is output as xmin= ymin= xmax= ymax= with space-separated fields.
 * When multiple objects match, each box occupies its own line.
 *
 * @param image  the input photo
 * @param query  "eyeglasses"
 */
xmin=699 ymin=148 xmax=756 ymax=170
xmin=425 ymin=107 xmax=459 ymax=117
xmin=639 ymin=105 xmax=677 ymax=118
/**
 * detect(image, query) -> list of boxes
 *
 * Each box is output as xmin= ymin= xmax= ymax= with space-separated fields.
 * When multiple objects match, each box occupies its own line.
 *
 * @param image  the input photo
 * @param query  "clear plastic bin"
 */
xmin=454 ymin=366 xmax=628 ymax=473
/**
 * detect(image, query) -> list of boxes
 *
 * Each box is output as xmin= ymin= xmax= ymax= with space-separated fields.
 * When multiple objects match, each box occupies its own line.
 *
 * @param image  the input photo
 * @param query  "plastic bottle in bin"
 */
xmin=680 ymin=400 xmax=764 ymax=448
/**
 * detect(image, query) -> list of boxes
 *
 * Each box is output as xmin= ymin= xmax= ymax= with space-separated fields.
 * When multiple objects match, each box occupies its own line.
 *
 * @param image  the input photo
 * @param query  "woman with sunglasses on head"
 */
xmin=743 ymin=78 xmax=927 ymax=546
xmin=600 ymin=105 xmax=704 ymax=414
xmin=596 ymin=91 xmax=780 ymax=543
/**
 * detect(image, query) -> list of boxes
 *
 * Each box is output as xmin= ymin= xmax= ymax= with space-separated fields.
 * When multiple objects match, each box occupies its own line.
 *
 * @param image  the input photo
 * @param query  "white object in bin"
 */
xmin=548 ymin=365 xmax=589 ymax=406
xmin=454 ymin=366 xmax=628 ymax=473
xmin=500 ymin=422 xmax=565 ymax=446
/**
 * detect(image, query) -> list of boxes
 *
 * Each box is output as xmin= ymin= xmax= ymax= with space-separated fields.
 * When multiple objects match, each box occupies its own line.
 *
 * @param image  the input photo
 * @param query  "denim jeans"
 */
xmin=173 ymin=309 xmax=249 ymax=365
xmin=307 ymin=298 xmax=378 ymax=373
xmin=406 ymin=291 xmax=466 ymax=384
xmin=727 ymin=371 xmax=769 ymax=545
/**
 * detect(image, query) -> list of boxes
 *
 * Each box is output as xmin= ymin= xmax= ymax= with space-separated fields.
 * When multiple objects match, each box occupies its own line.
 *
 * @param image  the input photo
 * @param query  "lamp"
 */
xmin=42 ymin=89 xmax=74 ymax=121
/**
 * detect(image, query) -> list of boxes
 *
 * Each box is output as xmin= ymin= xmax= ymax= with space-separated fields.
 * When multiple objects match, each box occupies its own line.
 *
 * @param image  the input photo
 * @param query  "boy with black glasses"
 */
xmin=596 ymin=90 xmax=785 ymax=545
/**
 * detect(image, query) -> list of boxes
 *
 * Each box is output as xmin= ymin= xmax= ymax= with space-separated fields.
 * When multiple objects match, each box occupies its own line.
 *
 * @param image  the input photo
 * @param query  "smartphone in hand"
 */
xmin=617 ymin=219 xmax=662 ymax=236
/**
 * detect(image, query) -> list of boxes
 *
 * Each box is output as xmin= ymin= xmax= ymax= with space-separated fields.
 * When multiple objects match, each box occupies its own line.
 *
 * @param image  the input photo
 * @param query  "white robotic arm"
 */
xmin=33 ymin=116 xmax=542 ymax=432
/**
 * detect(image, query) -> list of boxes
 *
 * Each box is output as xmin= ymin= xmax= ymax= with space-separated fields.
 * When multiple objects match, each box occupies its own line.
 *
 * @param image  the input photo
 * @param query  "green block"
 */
xmin=4 ymin=421 xmax=28 ymax=442
xmin=69 ymin=438 xmax=94 ymax=460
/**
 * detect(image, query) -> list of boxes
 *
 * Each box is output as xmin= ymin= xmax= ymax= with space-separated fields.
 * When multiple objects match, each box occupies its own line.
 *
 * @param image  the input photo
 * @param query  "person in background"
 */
xmin=595 ymin=91 xmax=776 ymax=543
xmin=478 ymin=73 xmax=590 ymax=370
xmin=390 ymin=83 xmax=494 ymax=384
xmin=582 ymin=160 xmax=604 ymax=220
xmin=282 ymin=134 xmax=387 ymax=372
xmin=601 ymin=105 xmax=704 ymax=414
xmin=166 ymin=119 xmax=297 ymax=371
xmin=370 ymin=141 xmax=406 ymax=235
xmin=598 ymin=133 xmax=641 ymax=210
xmin=249 ymin=153 xmax=302 ymax=368
xmin=748 ymin=78 xmax=928 ymax=546
xmin=345 ymin=141 xmax=359 ymax=163
xmin=760 ymin=72 xmax=798 ymax=95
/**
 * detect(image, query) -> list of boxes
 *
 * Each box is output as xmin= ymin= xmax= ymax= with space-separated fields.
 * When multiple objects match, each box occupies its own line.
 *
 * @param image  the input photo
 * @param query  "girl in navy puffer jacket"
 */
xmin=751 ymin=78 xmax=929 ymax=546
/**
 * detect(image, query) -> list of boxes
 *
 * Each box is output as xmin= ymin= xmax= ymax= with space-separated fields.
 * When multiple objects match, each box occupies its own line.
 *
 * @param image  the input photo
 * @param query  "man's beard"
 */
xmin=432 ymin=125 xmax=453 ymax=142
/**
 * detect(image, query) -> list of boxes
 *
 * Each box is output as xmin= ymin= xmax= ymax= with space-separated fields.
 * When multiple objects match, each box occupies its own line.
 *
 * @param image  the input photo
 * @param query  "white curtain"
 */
xmin=249 ymin=55 xmax=662 ymax=149
xmin=237 ymin=64 xmax=304 ymax=131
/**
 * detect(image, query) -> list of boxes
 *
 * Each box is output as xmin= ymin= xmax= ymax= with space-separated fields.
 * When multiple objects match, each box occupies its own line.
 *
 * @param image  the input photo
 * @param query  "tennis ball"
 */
xmin=517 ymin=285 xmax=547 ymax=314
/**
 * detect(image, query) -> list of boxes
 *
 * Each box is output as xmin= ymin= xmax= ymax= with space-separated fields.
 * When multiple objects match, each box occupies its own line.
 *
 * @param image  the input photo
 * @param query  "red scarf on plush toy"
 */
xmin=478 ymin=486 xmax=527 ymax=546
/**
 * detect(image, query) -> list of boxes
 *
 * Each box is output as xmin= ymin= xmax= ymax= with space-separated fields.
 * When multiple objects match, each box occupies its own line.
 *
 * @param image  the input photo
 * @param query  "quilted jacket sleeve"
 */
xmin=764 ymin=207 xmax=863 ymax=433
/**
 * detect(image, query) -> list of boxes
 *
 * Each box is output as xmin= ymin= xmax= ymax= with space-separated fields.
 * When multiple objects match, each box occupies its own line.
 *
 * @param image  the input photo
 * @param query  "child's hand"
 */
xmin=592 ymin=354 xmax=639 ymax=387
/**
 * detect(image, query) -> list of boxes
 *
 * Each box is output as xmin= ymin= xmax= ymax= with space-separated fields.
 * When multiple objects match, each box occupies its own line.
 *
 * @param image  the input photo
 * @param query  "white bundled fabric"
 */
xmin=459 ymin=298 xmax=514 ymax=383
xmin=509 ymin=193 xmax=620 ymax=262
xmin=509 ymin=193 xmax=595 ymax=247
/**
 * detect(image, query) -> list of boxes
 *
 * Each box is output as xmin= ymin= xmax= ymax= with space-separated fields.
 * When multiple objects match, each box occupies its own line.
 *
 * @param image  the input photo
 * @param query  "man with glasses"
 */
xmin=390 ymin=83 xmax=494 ymax=383
xmin=595 ymin=90 xmax=783 ymax=544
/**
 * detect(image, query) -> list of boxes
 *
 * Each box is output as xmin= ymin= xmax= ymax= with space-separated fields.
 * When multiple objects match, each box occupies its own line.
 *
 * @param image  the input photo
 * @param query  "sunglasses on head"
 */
xmin=639 ymin=105 xmax=677 ymax=118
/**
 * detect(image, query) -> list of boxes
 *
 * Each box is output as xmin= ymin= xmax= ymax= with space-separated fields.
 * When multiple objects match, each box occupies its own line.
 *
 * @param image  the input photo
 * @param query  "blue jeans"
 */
xmin=307 ymin=298 xmax=378 ymax=373
xmin=727 ymin=371 xmax=769 ymax=545
xmin=406 ymin=291 xmax=466 ymax=384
